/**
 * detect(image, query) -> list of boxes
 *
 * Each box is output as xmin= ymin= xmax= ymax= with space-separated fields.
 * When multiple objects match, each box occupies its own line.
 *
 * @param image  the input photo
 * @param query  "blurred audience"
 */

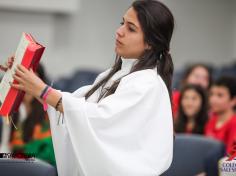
xmin=175 ymin=84 xmax=208 ymax=134
xmin=173 ymin=63 xmax=213 ymax=118
xmin=204 ymin=76 xmax=236 ymax=154
xmin=0 ymin=64 xmax=56 ymax=166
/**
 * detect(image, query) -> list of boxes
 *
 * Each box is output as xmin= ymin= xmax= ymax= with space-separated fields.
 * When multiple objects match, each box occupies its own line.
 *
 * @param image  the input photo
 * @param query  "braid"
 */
xmin=85 ymin=56 xmax=122 ymax=101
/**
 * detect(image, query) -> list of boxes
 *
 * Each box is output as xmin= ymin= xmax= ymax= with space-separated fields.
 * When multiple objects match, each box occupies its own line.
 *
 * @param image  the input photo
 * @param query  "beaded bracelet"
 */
xmin=55 ymin=97 xmax=62 ymax=111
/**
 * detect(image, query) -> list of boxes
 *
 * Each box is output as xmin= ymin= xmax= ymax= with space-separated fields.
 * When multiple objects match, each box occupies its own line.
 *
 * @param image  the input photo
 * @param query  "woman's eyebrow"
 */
xmin=123 ymin=17 xmax=138 ymax=29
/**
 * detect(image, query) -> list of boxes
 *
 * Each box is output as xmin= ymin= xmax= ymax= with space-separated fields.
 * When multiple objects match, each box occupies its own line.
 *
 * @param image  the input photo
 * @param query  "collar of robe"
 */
xmin=104 ymin=58 xmax=138 ymax=87
xmin=120 ymin=58 xmax=138 ymax=73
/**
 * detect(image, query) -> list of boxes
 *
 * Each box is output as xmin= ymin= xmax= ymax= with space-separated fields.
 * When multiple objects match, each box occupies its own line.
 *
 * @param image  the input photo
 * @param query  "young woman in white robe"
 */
xmin=10 ymin=0 xmax=175 ymax=175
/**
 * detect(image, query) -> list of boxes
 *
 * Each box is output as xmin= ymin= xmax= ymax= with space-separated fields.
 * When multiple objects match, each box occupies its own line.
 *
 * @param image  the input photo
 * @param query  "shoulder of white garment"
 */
xmin=71 ymin=68 xmax=168 ymax=99
xmin=118 ymin=69 xmax=167 ymax=91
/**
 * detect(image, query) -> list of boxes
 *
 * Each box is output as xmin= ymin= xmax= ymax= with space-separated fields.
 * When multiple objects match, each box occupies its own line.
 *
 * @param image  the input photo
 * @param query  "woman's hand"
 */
xmin=11 ymin=64 xmax=47 ymax=98
xmin=0 ymin=56 xmax=14 ymax=72
xmin=11 ymin=64 xmax=64 ymax=113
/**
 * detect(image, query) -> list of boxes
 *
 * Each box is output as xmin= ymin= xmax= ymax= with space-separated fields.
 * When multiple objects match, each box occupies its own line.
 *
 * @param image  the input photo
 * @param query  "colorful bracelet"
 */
xmin=42 ymin=86 xmax=53 ymax=111
xmin=40 ymin=85 xmax=50 ymax=99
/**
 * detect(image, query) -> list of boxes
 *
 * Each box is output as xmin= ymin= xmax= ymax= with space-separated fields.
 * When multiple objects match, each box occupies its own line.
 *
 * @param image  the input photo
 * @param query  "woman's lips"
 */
xmin=116 ymin=39 xmax=123 ymax=46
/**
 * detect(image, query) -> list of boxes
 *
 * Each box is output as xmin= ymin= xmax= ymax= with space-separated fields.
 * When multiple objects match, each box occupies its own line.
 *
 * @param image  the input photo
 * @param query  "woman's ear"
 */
xmin=145 ymin=43 xmax=152 ymax=50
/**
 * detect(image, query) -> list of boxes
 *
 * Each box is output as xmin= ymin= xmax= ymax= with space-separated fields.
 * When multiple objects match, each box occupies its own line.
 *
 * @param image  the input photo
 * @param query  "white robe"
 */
xmin=47 ymin=59 xmax=173 ymax=176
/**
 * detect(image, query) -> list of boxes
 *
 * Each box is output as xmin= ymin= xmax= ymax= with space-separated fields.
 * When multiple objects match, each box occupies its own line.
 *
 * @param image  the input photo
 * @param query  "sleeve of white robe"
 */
xmin=47 ymin=85 xmax=93 ymax=176
xmin=47 ymin=69 xmax=110 ymax=176
xmin=49 ymin=70 xmax=173 ymax=176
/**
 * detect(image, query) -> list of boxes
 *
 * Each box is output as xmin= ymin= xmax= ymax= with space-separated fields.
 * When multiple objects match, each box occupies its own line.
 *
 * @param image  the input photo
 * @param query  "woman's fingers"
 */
xmin=30 ymin=68 xmax=34 ymax=73
xmin=11 ymin=71 xmax=26 ymax=91
xmin=0 ymin=55 xmax=15 ymax=72
xmin=13 ymin=74 xmax=24 ymax=84
xmin=10 ymin=56 xmax=14 ymax=62
xmin=15 ymin=66 xmax=25 ymax=77
xmin=6 ymin=55 xmax=15 ymax=68
xmin=10 ymin=82 xmax=24 ymax=91
xmin=0 ymin=65 xmax=8 ymax=72
xmin=8 ymin=55 xmax=15 ymax=63
xmin=17 ymin=64 xmax=28 ymax=73
xmin=10 ymin=65 xmax=46 ymax=97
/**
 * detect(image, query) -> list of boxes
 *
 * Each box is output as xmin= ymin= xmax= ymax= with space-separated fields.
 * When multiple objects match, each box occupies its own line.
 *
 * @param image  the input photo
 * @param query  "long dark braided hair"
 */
xmin=85 ymin=0 xmax=174 ymax=102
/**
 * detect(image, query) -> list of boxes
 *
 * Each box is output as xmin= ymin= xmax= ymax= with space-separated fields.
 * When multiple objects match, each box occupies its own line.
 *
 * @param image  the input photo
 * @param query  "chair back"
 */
xmin=162 ymin=134 xmax=225 ymax=176
xmin=0 ymin=158 xmax=57 ymax=176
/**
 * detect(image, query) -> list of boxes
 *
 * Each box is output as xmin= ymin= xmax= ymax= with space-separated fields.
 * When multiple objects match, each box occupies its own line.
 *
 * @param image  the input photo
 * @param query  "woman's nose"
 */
xmin=116 ymin=25 xmax=125 ymax=38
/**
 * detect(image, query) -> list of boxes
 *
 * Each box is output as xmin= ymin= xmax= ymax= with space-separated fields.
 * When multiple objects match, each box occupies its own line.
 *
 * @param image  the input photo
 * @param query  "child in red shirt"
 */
xmin=173 ymin=64 xmax=212 ymax=119
xmin=205 ymin=76 xmax=236 ymax=154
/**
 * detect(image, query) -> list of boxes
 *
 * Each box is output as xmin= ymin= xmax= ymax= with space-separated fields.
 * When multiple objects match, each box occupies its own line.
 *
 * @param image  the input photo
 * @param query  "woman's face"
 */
xmin=115 ymin=7 xmax=148 ymax=59
xmin=181 ymin=89 xmax=202 ymax=118
xmin=186 ymin=66 xmax=210 ymax=89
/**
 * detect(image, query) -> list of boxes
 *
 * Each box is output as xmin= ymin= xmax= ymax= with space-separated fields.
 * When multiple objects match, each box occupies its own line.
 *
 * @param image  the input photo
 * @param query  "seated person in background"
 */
xmin=10 ymin=95 xmax=56 ymax=166
xmin=173 ymin=63 xmax=212 ymax=119
xmin=205 ymin=76 xmax=236 ymax=154
xmin=174 ymin=84 xmax=208 ymax=134
xmin=0 ymin=63 xmax=55 ymax=166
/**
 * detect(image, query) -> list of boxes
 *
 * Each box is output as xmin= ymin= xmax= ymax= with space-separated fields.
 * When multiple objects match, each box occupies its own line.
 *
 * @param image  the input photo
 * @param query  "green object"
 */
xmin=24 ymin=137 xmax=56 ymax=166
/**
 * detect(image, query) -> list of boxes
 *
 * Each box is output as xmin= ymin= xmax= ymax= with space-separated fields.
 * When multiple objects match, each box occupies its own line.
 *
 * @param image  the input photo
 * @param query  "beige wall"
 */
xmin=161 ymin=0 xmax=235 ymax=68
xmin=0 ymin=0 xmax=235 ymax=79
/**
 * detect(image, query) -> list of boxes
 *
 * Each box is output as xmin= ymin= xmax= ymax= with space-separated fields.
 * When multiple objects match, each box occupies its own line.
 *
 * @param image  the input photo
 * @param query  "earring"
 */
xmin=145 ymin=44 xmax=151 ymax=50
